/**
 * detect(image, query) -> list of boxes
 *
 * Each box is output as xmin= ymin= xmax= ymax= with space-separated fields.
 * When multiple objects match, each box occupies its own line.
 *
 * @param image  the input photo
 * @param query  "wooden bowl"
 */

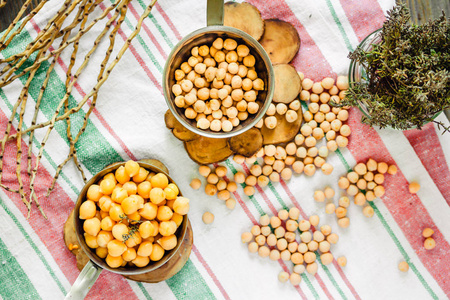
xmin=73 ymin=160 xmax=189 ymax=276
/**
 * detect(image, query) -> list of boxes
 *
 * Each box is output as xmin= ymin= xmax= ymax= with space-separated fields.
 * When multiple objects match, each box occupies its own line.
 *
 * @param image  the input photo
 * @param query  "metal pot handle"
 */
xmin=207 ymin=0 xmax=223 ymax=26
xmin=64 ymin=260 xmax=103 ymax=300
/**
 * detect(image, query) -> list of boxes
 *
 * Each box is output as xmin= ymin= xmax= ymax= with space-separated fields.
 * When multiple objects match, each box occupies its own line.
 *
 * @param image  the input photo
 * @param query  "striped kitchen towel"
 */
xmin=0 ymin=0 xmax=449 ymax=299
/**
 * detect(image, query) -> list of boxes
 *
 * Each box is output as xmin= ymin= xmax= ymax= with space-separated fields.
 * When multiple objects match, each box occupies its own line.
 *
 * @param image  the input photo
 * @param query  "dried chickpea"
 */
xmin=333 ymin=256 xmax=346 ymax=267
xmin=324 ymin=187 xmax=335 ymax=199
xmin=422 ymin=228 xmax=434 ymax=238
xmin=233 ymin=44 xmax=249 ymax=57
xmin=278 ymin=271 xmax=290 ymax=283
xmin=424 ymin=237 xmax=436 ymax=250
xmin=252 ymin=78 xmax=264 ymax=91
xmin=368 ymin=159 xmax=378 ymax=172
xmin=314 ymin=190 xmax=325 ymax=202
xmin=362 ymin=205 xmax=374 ymax=218
xmin=336 ymin=135 xmax=349 ymax=148
xmin=327 ymin=140 xmax=338 ymax=152
xmin=398 ymin=261 xmax=409 ymax=272
xmin=248 ymin=242 xmax=258 ymax=253
xmin=269 ymin=249 xmax=281 ymax=261
xmin=356 ymin=178 xmax=367 ymax=190
xmin=306 ymin=262 xmax=318 ymax=275
xmin=336 ymin=75 xmax=349 ymax=90
xmin=337 ymin=217 xmax=350 ymax=228
xmin=354 ymin=163 xmax=367 ymax=175
xmin=335 ymin=207 xmax=347 ymax=219
xmin=388 ymin=165 xmax=398 ymax=175
xmin=325 ymin=203 xmax=336 ymax=214
xmin=304 ymin=164 xmax=316 ymax=176
xmin=270 ymin=216 xmax=282 ymax=228
xmin=244 ymin=185 xmax=255 ymax=196
xmin=354 ymin=192 xmax=366 ymax=206
xmin=347 ymin=171 xmax=359 ymax=184
xmin=280 ymin=250 xmax=291 ymax=261
xmin=264 ymin=116 xmax=277 ymax=129
xmin=374 ymin=185 xmax=385 ymax=198
xmin=409 ymin=181 xmax=420 ymax=194
xmin=242 ymin=54 xmax=255 ymax=67
xmin=304 ymin=251 xmax=316 ymax=264
xmin=321 ymin=253 xmax=334 ymax=265
xmin=366 ymin=191 xmax=376 ymax=201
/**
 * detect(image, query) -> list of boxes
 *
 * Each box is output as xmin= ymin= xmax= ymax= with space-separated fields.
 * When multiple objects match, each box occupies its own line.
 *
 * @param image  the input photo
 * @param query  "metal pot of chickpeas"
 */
xmin=163 ymin=0 xmax=274 ymax=138
xmin=65 ymin=160 xmax=190 ymax=299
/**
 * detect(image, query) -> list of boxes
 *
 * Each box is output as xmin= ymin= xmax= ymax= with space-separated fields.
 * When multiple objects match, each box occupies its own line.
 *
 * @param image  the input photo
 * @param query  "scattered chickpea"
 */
xmin=398 ymin=261 xmax=409 ymax=272
xmin=424 ymin=237 xmax=436 ymax=250
xmin=202 ymin=212 xmax=215 ymax=224
xmin=248 ymin=242 xmax=258 ymax=253
xmin=388 ymin=165 xmax=398 ymax=175
xmin=338 ymin=196 xmax=350 ymax=208
xmin=244 ymin=186 xmax=255 ymax=196
xmin=190 ymin=178 xmax=202 ymax=190
xmin=290 ymin=273 xmax=302 ymax=286
xmin=324 ymin=187 xmax=335 ymax=199
xmin=325 ymin=203 xmax=336 ymax=214
xmin=265 ymin=116 xmax=277 ymax=129
xmin=354 ymin=163 xmax=367 ymax=175
xmin=309 ymin=215 xmax=320 ymax=227
xmin=269 ymin=249 xmax=281 ymax=261
xmin=337 ymin=256 xmax=347 ymax=267
xmin=241 ymin=232 xmax=253 ymax=243
xmin=362 ymin=205 xmax=374 ymax=218
xmin=306 ymin=262 xmax=318 ymax=275
xmin=337 ymin=217 xmax=350 ymax=228
xmin=422 ymin=228 xmax=434 ymax=238
xmin=278 ymin=271 xmax=290 ymax=283
xmin=335 ymin=207 xmax=347 ymax=218
xmin=409 ymin=181 xmax=420 ymax=194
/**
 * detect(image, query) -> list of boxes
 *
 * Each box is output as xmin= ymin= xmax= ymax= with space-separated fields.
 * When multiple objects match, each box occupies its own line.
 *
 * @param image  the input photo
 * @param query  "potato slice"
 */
xmin=259 ymin=19 xmax=300 ymax=64
xmin=184 ymin=136 xmax=233 ymax=165
xmin=228 ymin=128 xmax=263 ymax=157
xmin=224 ymin=2 xmax=265 ymax=41
xmin=273 ymin=64 xmax=301 ymax=104
xmin=260 ymin=111 xmax=303 ymax=145
xmin=164 ymin=110 xmax=199 ymax=142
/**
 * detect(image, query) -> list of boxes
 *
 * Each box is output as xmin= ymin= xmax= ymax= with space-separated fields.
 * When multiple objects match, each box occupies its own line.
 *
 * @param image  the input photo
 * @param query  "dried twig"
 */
xmin=0 ymin=0 xmax=159 ymax=217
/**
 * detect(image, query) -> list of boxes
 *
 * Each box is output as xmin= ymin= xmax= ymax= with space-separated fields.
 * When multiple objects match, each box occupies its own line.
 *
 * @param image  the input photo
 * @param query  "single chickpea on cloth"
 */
xmin=79 ymin=160 xmax=190 ymax=269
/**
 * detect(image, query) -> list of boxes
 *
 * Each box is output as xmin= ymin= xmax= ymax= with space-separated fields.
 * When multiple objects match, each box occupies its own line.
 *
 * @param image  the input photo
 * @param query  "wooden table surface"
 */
xmin=0 ymin=0 xmax=449 ymax=32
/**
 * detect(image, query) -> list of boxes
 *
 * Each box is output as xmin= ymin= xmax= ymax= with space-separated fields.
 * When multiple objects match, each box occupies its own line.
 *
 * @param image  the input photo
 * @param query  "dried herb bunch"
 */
xmin=337 ymin=5 xmax=450 ymax=131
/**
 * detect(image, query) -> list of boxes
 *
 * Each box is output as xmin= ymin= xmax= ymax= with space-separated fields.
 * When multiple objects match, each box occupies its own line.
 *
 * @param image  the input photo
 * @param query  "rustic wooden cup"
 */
xmin=65 ymin=160 xmax=190 ymax=299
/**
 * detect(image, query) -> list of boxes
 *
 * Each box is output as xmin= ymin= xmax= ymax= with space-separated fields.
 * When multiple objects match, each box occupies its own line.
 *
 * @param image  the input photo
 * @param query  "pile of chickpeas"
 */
xmin=313 ymin=158 xmax=397 ymax=227
xmin=171 ymin=37 xmax=265 ymax=132
xmin=241 ymin=207 xmax=345 ymax=286
xmin=254 ymin=100 xmax=301 ymax=129
xmin=79 ymin=160 xmax=189 ymax=269
xmin=190 ymin=165 xmax=237 ymax=210
xmin=187 ymin=73 xmax=353 ymax=204
xmin=299 ymin=75 xmax=351 ymax=151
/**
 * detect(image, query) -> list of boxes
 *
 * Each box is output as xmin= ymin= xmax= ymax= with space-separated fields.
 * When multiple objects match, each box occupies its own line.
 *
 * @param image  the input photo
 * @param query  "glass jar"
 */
xmin=348 ymin=29 xmax=381 ymax=119
xmin=348 ymin=28 xmax=440 ymax=129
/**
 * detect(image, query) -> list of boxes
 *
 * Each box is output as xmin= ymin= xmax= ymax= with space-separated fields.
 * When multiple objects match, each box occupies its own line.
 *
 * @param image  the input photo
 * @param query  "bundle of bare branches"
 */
xmin=0 ymin=0 xmax=158 ymax=218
